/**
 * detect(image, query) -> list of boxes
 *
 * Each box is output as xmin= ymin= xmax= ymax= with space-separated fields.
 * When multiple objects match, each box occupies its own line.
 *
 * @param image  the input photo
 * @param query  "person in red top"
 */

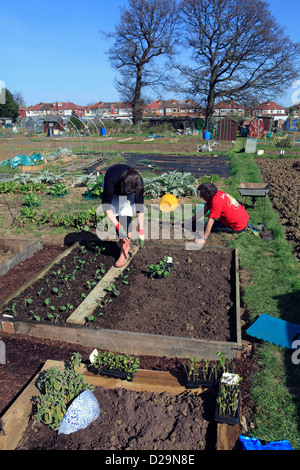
xmin=195 ymin=183 xmax=249 ymax=247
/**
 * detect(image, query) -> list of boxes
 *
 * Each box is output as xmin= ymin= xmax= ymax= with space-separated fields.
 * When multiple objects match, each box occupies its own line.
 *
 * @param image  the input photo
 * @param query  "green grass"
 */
xmin=223 ymin=139 xmax=300 ymax=449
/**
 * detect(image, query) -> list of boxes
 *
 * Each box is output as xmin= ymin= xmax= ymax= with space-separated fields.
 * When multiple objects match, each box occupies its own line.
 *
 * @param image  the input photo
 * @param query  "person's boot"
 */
xmin=115 ymin=239 xmax=130 ymax=268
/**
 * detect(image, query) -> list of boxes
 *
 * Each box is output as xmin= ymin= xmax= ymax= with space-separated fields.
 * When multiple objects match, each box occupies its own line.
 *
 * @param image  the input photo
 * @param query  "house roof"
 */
xmin=86 ymin=101 xmax=132 ymax=110
xmin=255 ymin=101 xmax=285 ymax=111
xmin=27 ymin=101 xmax=84 ymax=111
xmin=214 ymin=100 xmax=245 ymax=109
xmin=145 ymin=99 xmax=201 ymax=110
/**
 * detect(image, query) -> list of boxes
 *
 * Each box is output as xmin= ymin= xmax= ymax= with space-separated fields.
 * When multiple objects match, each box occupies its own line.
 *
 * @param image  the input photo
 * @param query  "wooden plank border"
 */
xmin=0 ymin=238 xmax=43 ymax=276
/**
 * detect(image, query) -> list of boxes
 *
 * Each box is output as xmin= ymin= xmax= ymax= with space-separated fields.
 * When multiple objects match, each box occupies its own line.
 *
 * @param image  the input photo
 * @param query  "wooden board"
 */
xmin=0 ymin=238 xmax=43 ymax=276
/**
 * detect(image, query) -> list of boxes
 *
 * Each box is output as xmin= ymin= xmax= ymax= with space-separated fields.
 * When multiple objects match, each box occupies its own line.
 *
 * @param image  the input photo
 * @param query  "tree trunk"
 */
xmin=132 ymin=66 xmax=143 ymax=126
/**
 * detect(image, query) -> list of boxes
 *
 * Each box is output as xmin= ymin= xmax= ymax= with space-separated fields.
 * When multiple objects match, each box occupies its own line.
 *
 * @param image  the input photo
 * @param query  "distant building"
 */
xmin=143 ymin=99 xmax=203 ymax=118
xmin=213 ymin=100 xmax=245 ymax=117
xmin=85 ymin=102 xmax=133 ymax=121
xmin=253 ymin=101 xmax=286 ymax=117
xmin=26 ymin=101 xmax=85 ymax=118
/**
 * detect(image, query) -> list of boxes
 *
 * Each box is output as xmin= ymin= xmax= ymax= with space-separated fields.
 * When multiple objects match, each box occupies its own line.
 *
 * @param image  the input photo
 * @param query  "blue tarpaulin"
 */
xmin=239 ymin=435 xmax=294 ymax=450
xmin=246 ymin=313 xmax=300 ymax=350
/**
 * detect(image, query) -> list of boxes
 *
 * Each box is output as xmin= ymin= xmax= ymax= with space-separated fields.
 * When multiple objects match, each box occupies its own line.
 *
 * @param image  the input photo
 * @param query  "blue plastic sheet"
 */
xmin=10 ymin=153 xmax=43 ymax=168
xmin=239 ymin=435 xmax=294 ymax=450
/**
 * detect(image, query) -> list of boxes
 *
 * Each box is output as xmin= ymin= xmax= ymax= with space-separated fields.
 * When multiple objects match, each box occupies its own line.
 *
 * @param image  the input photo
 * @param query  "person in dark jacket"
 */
xmin=101 ymin=164 xmax=144 ymax=267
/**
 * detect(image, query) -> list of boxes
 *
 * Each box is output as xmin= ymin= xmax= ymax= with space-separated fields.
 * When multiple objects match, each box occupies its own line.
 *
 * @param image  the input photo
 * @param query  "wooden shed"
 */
xmin=217 ymin=117 xmax=238 ymax=141
xmin=43 ymin=116 xmax=64 ymax=135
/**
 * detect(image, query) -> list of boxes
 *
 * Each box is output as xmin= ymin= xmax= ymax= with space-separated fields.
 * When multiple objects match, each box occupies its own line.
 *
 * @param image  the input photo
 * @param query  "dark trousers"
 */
xmin=210 ymin=220 xmax=247 ymax=234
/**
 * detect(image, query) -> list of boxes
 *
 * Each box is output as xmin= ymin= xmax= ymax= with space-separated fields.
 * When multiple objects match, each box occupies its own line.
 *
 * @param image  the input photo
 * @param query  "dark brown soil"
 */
xmin=16 ymin=386 xmax=217 ymax=450
xmin=256 ymin=157 xmax=300 ymax=258
xmin=0 ymin=244 xmax=66 ymax=304
xmin=91 ymin=246 xmax=236 ymax=342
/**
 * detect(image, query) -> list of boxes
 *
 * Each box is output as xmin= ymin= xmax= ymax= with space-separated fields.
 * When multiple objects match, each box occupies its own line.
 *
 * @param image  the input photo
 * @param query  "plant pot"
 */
xmin=99 ymin=368 xmax=137 ymax=382
xmin=214 ymin=373 xmax=241 ymax=426
xmin=214 ymin=398 xmax=240 ymax=426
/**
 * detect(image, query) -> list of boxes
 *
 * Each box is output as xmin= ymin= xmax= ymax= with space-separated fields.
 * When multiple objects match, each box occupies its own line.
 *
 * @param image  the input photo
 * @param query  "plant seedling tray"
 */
xmin=0 ymin=238 xmax=43 ymax=275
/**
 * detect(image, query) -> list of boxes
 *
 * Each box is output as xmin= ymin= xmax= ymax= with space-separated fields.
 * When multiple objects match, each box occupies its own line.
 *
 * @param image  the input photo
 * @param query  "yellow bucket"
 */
xmin=159 ymin=194 xmax=179 ymax=212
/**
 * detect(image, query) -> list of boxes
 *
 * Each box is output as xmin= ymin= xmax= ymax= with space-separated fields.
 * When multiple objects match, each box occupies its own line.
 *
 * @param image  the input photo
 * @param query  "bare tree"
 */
xmin=104 ymin=0 xmax=179 ymax=125
xmin=178 ymin=0 xmax=300 ymax=123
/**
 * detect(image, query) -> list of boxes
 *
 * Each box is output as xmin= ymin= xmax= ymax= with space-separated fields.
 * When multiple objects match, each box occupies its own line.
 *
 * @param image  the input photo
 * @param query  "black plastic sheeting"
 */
xmin=86 ymin=153 xmax=230 ymax=179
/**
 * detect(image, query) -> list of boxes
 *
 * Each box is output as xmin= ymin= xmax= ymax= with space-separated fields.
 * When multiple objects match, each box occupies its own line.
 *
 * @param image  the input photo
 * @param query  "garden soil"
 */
xmin=91 ymin=245 xmax=236 ymax=342
xmin=16 ymin=385 xmax=217 ymax=450
xmin=256 ymin=158 xmax=300 ymax=259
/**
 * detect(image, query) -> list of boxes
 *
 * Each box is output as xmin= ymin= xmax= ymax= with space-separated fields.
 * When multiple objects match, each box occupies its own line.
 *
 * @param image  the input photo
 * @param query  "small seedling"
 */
xmin=106 ymin=284 xmax=120 ymax=296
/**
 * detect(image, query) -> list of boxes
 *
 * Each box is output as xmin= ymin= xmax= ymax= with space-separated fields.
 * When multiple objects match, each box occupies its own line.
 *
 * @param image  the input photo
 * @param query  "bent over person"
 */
xmin=101 ymin=164 xmax=145 ymax=267
xmin=195 ymin=182 xmax=249 ymax=247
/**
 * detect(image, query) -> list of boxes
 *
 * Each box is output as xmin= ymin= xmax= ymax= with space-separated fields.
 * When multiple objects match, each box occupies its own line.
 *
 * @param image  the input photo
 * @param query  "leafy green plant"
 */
xmin=60 ymin=303 xmax=73 ymax=313
xmin=33 ymin=352 xmax=93 ymax=431
xmin=48 ymin=182 xmax=68 ymax=197
xmin=24 ymin=193 xmax=41 ymax=207
xmin=143 ymin=170 xmax=197 ymax=198
xmin=44 ymin=298 xmax=55 ymax=312
xmin=147 ymin=256 xmax=172 ymax=278
xmin=4 ymin=302 xmax=17 ymax=316
xmin=19 ymin=206 xmax=38 ymax=222
xmin=84 ymin=175 xmax=104 ymax=199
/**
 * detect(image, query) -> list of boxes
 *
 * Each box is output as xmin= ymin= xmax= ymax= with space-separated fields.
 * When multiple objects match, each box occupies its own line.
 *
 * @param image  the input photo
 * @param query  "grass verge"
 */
xmin=224 ymin=139 xmax=300 ymax=449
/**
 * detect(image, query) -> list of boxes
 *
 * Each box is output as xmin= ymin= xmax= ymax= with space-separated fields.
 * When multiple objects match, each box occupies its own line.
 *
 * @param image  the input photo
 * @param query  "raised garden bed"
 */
xmin=0 ymin=242 xmax=241 ymax=361
xmin=0 ymin=239 xmax=120 ymax=322
xmin=0 ymin=238 xmax=42 ymax=275
xmin=0 ymin=359 xmax=239 ymax=450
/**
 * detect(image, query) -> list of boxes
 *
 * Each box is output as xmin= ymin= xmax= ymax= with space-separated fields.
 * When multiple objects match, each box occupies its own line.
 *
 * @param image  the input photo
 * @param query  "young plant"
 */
xmin=147 ymin=257 xmax=172 ymax=279
xmin=106 ymin=283 xmax=120 ymax=296
xmin=4 ymin=302 xmax=17 ymax=317
xmin=45 ymin=298 xmax=55 ymax=312
xmin=33 ymin=352 xmax=93 ymax=431
xmin=60 ymin=303 xmax=73 ymax=313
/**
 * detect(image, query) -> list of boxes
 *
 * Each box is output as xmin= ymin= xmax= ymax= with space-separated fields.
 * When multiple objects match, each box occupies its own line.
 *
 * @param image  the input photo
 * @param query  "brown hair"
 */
xmin=120 ymin=167 xmax=143 ymax=197
xmin=198 ymin=182 xmax=218 ymax=200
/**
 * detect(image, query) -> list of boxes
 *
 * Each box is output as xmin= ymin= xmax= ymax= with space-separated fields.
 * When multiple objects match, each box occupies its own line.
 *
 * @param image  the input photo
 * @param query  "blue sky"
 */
xmin=1 ymin=0 xmax=299 ymax=107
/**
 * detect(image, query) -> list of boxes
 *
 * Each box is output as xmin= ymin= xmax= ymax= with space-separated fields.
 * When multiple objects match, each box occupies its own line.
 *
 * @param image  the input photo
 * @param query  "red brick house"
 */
xmin=143 ymin=99 xmax=203 ymax=118
xmin=253 ymin=101 xmax=286 ymax=117
xmin=213 ymin=100 xmax=245 ymax=117
xmin=26 ymin=101 xmax=85 ymax=118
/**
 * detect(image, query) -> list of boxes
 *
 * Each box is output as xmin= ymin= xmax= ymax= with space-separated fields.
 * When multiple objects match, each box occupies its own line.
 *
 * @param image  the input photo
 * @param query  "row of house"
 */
xmin=20 ymin=99 xmax=298 ymax=121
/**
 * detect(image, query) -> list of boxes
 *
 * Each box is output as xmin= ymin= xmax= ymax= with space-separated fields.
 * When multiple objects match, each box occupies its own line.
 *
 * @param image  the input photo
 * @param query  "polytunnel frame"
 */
xmin=9 ymin=115 xmax=109 ymax=173
xmin=16 ymin=116 xmax=75 ymax=170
